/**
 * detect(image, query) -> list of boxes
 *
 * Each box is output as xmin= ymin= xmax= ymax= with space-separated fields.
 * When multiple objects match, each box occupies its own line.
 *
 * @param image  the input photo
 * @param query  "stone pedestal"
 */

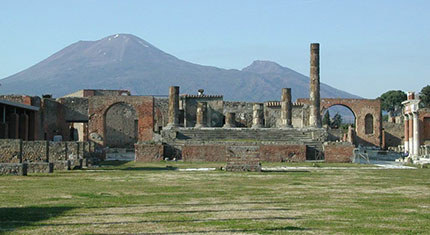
xmin=195 ymin=102 xmax=207 ymax=128
xmin=223 ymin=112 xmax=236 ymax=128
xmin=252 ymin=103 xmax=264 ymax=128
xmin=280 ymin=88 xmax=292 ymax=128
xmin=309 ymin=43 xmax=322 ymax=128
xmin=166 ymin=86 xmax=180 ymax=128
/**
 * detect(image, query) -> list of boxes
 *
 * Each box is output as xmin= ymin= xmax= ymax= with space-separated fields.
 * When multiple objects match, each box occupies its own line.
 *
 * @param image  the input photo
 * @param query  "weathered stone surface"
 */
xmin=280 ymin=88 xmax=293 ymax=128
xmin=135 ymin=143 xmax=164 ymax=162
xmin=0 ymin=163 xmax=27 ymax=175
xmin=259 ymin=145 xmax=307 ymax=162
xmin=88 ymin=96 xmax=154 ymax=146
xmin=27 ymin=162 xmax=53 ymax=174
xmin=0 ymin=139 xmax=22 ymax=163
xmin=309 ymin=43 xmax=322 ymax=128
xmin=182 ymin=145 xmax=227 ymax=162
xmin=52 ymin=160 xmax=71 ymax=171
xmin=226 ymin=146 xmax=261 ymax=172
xmin=182 ymin=94 xmax=224 ymax=127
xmin=49 ymin=141 xmax=67 ymax=161
xmin=22 ymin=141 xmax=48 ymax=162
xmin=298 ymin=98 xmax=382 ymax=147
xmin=167 ymin=86 xmax=180 ymax=128
xmin=323 ymin=142 xmax=355 ymax=163
xmin=195 ymin=102 xmax=207 ymax=128
xmin=251 ymin=103 xmax=264 ymax=128
xmin=223 ymin=113 xmax=236 ymax=128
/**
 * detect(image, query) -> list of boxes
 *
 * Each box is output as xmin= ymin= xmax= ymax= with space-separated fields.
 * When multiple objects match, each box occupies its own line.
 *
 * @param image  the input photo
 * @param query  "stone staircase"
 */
xmin=162 ymin=128 xmax=327 ymax=160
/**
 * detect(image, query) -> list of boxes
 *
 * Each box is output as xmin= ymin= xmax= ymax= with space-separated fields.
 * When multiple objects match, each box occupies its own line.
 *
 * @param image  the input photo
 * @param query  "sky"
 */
xmin=1 ymin=0 xmax=429 ymax=99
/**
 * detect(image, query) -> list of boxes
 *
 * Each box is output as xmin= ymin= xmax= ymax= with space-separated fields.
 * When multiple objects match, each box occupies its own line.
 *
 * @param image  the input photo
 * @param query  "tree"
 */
xmin=378 ymin=90 xmax=407 ymax=112
xmin=322 ymin=110 xmax=331 ymax=126
xmin=331 ymin=113 xmax=342 ymax=129
xmin=420 ymin=85 xmax=430 ymax=108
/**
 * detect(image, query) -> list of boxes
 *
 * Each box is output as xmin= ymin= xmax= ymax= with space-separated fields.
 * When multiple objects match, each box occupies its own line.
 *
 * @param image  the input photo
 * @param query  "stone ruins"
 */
xmin=1 ymin=43 xmax=428 ymax=174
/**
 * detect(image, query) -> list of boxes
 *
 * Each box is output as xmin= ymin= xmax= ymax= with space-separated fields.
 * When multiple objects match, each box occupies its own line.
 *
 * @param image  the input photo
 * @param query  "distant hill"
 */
xmin=0 ymin=34 xmax=359 ymax=102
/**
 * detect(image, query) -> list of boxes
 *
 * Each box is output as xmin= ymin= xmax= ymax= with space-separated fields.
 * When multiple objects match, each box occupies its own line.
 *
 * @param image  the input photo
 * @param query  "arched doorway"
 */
xmin=322 ymin=104 xmax=356 ymax=142
xmin=104 ymin=102 xmax=138 ymax=148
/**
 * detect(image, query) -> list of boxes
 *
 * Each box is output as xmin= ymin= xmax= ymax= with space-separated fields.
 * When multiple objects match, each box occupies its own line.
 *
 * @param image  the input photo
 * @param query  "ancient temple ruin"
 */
xmin=0 ymin=43 xmax=392 ymax=174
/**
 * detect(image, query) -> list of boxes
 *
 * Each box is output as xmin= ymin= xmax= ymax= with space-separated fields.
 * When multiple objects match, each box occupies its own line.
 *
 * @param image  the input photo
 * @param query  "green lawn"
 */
xmin=0 ymin=161 xmax=429 ymax=234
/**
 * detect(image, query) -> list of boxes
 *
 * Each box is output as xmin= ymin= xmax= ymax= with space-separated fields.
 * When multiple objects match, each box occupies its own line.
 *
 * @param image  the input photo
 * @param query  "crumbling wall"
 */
xmin=88 ymin=96 xmax=154 ymax=146
xmin=382 ymin=121 xmax=403 ymax=148
xmin=105 ymin=102 xmax=137 ymax=148
xmin=259 ymin=145 xmax=307 ymax=162
xmin=226 ymin=146 xmax=261 ymax=172
xmin=182 ymin=95 xmax=223 ymax=127
xmin=0 ymin=139 xmax=22 ymax=163
xmin=223 ymin=101 xmax=253 ymax=127
xmin=264 ymin=103 xmax=307 ymax=128
xmin=134 ymin=143 xmax=164 ymax=162
xmin=154 ymin=98 xmax=168 ymax=132
xmin=22 ymin=141 xmax=48 ymax=162
xmin=182 ymin=145 xmax=227 ymax=162
xmin=324 ymin=142 xmax=355 ymax=163
xmin=57 ymin=97 xmax=89 ymax=122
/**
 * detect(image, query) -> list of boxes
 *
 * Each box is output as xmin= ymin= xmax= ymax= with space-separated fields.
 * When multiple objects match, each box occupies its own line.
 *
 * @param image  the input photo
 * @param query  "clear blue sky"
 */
xmin=1 ymin=0 xmax=429 ymax=98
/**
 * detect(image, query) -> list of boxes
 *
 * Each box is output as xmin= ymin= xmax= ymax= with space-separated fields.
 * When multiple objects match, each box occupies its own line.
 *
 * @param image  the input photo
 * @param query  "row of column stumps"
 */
xmin=166 ymin=43 xmax=321 ymax=129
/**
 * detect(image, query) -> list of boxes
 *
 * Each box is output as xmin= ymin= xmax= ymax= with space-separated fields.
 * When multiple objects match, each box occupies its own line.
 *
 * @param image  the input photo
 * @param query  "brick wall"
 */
xmin=324 ymin=142 xmax=355 ymax=163
xmin=259 ymin=145 xmax=307 ymax=162
xmin=226 ymin=146 xmax=261 ymax=172
xmin=182 ymin=145 xmax=227 ymax=162
xmin=134 ymin=143 xmax=164 ymax=162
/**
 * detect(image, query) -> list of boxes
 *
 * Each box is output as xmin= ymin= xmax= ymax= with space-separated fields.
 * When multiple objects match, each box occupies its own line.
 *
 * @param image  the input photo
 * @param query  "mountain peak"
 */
xmin=242 ymin=60 xmax=285 ymax=74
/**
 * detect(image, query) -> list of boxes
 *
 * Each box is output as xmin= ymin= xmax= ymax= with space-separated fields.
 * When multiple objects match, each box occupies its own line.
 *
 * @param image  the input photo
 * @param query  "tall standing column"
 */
xmin=195 ymin=102 xmax=207 ymax=128
xmin=223 ymin=112 xmax=236 ymax=128
xmin=404 ymin=115 xmax=409 ymax=153
xmin=8 ymin=113 xmax=19 ymax=139
xmin=252 ymin=103 xmax=264 ymax=128
xmin=309 ymin=43 xmax=322 ymax=128
xmin=167 ymin=86 xmax=180 ymax=128
xmin=280 ymin=88 xmax=292 ymax=128
xmin=413 ymin=112 xmax=420 ymax=156
xmin=408 ymin=114 xmax=414 ymax=155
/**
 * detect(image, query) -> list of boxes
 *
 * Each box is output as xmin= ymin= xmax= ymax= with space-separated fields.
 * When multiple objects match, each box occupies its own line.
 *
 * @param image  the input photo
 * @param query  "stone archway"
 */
xmin=104 ymin=102 xmax=138 ymax=148
xmin=88 ymin=96 xmax=154 ymax=147
xmin=297 ymin=98 xmax=382 ymax=146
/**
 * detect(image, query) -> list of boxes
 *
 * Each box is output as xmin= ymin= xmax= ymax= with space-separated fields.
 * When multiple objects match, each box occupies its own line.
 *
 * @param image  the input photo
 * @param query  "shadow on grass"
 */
xmin=96 ymin=161 xmax=178 ymax=171
xmin=0 ymin=206 xmax=75 ymax=234
xmin=120 ymin=166 xmax=178 ymax=171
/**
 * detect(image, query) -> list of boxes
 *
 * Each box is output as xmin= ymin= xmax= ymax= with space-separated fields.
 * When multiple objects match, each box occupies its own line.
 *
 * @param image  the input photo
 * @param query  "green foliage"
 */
xmin=331 ymin=113 xmax=342 ymax=128
xmin=420 ymin=85 xmax=430 ymax=108
xmin=382 ymin=114 xmax=389 ymax=122
xmin=322 ymin=110 xmax=331 ymax=126
xmin=378 ymin=90 xmax=407 ymax=112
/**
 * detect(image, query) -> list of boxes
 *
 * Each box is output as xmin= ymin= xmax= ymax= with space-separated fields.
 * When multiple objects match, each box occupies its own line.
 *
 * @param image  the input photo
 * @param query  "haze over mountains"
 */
xmin=0 ymin=34 xmax=359 ymax=101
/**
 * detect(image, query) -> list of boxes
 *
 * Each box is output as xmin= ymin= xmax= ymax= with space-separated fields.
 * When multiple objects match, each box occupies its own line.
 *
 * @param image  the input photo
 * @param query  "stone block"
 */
xmin=226 ymin=146 xmax=261 ymax=172
xmin=134 ymin=143 xmax=164 ymax=162
xmin=324 ymin=142 xmax=355 ymax=163
xmin=0 ymin=163 xmax=27 ymax=175
xmin=27 ymin=162 xmax=54 ymax=174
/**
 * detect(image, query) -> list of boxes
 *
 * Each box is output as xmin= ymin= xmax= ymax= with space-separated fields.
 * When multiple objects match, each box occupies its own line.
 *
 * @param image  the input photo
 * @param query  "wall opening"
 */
xmin=104 ymin=102 xmax=138 ymax=148
xmin=322 ymin=105 xmax=356 ymax=142
xmin=365 ymin=114 xmax=374 ymax=134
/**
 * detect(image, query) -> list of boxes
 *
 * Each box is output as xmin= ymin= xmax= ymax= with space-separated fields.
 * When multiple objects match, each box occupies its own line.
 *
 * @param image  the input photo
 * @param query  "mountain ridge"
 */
xmin=0 ymin=33 xmax=360 ymax=101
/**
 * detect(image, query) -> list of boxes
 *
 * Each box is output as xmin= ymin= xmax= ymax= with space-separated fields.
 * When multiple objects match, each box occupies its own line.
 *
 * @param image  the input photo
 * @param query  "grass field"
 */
xmin=1 ymin=161 xmax=430 ymax=234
